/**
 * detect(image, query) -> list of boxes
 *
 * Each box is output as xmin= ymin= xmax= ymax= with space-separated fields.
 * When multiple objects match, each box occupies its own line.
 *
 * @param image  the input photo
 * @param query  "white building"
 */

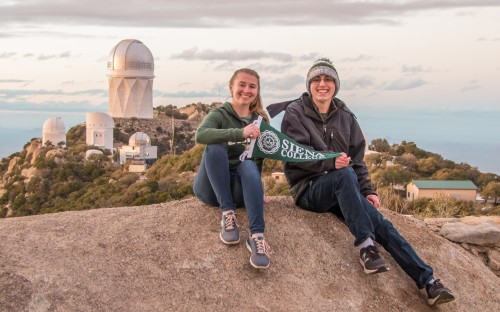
xmin=107 ymin=39 xmax=154 ymax=119
xmin=119 ymin=132 xmax=157 ymax=168
xmin=42 ymin=117 xmax=66 ymax=147
xmin=86 ymin=112 xmax=115 ymax=152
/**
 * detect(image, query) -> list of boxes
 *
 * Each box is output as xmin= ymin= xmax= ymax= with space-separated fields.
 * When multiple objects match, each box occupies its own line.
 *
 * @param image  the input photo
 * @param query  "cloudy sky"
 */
xmin=1 ymin=0 xmax=499 ymax=173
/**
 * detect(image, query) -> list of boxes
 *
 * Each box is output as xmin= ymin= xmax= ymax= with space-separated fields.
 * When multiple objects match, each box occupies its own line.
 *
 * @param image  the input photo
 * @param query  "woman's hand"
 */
xmin=335 ymin=152 xmax=351 ymax=169
xmin=242 ymin=123 xmax=261 ymax=139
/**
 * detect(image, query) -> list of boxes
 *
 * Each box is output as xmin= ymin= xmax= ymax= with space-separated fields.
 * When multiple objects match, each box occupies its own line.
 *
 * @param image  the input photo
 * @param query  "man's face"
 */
xmin=310 ymin=74 xmax=335 ymax=104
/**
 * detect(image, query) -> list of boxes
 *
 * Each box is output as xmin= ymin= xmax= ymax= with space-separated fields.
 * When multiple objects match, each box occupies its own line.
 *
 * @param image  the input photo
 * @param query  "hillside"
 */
xmin=0 ymin=104 xmax=213 ymax=217
xmin=1 ymin=196 xmax=498 ymax=311
xmin=2 ymin=103 xmax=500 ymax=219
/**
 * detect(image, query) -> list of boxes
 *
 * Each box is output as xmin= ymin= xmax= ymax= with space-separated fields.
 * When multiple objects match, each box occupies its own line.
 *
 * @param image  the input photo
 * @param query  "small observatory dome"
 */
xmin=42 ymin=117 xmax=66 ymax=146
xmin=86 ymin=112 xmax=115 ymax=129
xmin=86 ymin=112 xmax=115 ymax=152
xmin=129 ymin=132 xmax=151 ymax=147
xmin=107 ymin=39 xmax=155 ymax=119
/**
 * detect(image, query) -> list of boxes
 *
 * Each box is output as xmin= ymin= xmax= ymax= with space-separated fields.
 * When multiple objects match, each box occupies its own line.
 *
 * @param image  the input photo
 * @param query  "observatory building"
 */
xmin=107 ymin=39 xmax=154 ymax=119
xmin=119 ymin=132 xmax=157 ymax=172
xmin=42 ymin=117 xmax=66 ymax=147
xmin=86 ymin=112 xmax=115 ymax=152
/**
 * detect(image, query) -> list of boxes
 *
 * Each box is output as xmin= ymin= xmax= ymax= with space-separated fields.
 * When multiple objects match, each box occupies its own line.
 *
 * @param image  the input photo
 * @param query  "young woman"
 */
xmin=193 ymin=68 xmax=270 ymax=269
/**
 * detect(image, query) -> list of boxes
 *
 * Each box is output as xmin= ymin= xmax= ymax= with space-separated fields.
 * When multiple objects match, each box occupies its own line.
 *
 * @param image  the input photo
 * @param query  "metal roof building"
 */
xmin=407 ymin=180 xmax=478 ymax=201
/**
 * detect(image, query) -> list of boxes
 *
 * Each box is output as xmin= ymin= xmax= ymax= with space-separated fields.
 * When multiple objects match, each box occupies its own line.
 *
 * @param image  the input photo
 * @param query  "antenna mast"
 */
xmin=170 ymin=114 xmax=175 ymax=155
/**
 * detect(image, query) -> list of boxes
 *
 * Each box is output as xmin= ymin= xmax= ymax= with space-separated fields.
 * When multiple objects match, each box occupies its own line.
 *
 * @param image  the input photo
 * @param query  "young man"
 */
xmin=267 ymin=58 xmax=455 ymax=306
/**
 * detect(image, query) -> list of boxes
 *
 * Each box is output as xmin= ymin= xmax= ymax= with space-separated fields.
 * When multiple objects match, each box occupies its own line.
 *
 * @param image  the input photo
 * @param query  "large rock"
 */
xmin=489 ymin=248 xmax=500 ymax=271
xmin=440 ymin=222 xmax=500 ymax=247
xmin=7 ymin=156 xmax=20 ymax=173
xmin=0 ymin=197 xmax=499 ymax=311
xmin=20 ymin=167 xmax=38 ymax=182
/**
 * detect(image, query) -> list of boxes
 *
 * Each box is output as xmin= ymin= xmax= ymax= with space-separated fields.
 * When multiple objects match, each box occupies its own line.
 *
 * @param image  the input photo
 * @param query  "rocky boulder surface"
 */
xmin=1 ymin=196 xmax=499 ymax=311
xmin=425 ymin=216 xmax=500 ymax=276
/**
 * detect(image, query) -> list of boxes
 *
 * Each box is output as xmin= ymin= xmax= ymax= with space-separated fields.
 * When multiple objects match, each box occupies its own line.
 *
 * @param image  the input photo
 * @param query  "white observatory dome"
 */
xmin=107 ymin=39 xmax=155 ymax=119
xmin=86 ymin=112 xmax=115 ymax=152
xmin=129 ymin=132 xmax=151 ymax=147
xmin=43 ymin=117 xmax=66 ymax=133
xmin=42 ymin=117 xmax=66 ymax=146
xmin=86 ymin=112 xmax=115 ymax=128
xmin=107 ymin=39 xmax=154 ymax=78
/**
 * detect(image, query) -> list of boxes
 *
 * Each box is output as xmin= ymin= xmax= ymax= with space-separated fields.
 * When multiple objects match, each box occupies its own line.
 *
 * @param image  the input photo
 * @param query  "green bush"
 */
xmin=406 ymin=195 xmax=474 ymax=218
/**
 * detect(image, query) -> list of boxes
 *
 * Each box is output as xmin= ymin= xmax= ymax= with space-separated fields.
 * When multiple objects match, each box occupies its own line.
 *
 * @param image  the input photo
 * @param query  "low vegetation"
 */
xmin=1 ymin=108 xmax=499 ymax=219
xmin=367 ymin=139 xmax=499 ymax=218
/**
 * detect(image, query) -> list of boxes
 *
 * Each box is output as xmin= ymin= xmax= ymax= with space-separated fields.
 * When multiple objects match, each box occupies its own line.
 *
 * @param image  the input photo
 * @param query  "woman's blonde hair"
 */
xmin=229 ymin=68 xmax=269 ymax=123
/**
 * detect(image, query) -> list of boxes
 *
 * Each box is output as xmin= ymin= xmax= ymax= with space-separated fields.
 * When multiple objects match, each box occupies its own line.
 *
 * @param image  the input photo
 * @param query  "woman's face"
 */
xmin=230 ymin=72 xmax=259 ymax=107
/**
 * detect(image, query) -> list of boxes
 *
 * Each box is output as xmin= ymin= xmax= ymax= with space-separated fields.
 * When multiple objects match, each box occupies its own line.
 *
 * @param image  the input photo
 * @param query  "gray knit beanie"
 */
xmin=306 ymin=58 xmax=340 ymax=97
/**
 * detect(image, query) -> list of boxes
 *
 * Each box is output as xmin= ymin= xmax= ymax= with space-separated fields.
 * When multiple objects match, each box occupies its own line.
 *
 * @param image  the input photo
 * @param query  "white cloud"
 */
xmin=37 ymin=52 xmax=72 ymax=60
xmin=461 ymin=80 xmax=481 ymax=92
xmin=343 ymin=76 xmax=376 ymax=90
xmin=380 ymin=78 xmax=426 ymax=90
xmin=0 ymin=52 xmax=16 ymax=59
xmin=401 ymin=65 xmax=423 ymax=73
xmin=0 ymin=79 xmax=30 ymax=83
xmin=2 ymin=0 xmax=500 ymax=30
xmin=341 ymin=54 xmax=378 ymax=63
xmin=262 ymin=75 xmax=304 ymax=91
xmin=171 ymin=47 xmax=293 ymax=62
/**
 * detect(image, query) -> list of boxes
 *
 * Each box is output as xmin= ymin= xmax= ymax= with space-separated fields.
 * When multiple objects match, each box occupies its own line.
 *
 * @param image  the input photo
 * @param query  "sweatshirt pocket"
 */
xmin=328 ymin=129 xmax=349 ymax=152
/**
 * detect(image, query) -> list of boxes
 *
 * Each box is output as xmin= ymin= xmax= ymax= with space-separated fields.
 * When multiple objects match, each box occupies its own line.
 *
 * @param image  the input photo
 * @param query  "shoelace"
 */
xmin=224 ymin=213 xmax=237 ymax=230
xmin=365 ymin=246 xmax=380 ymax=260
xmin=429 ymin=279 xmax=443 ymax=291
xmin=254 ymin=237 xmax=270 ymax=256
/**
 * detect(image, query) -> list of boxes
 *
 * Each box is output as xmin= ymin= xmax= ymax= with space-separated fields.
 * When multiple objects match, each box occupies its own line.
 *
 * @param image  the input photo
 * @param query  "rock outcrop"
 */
xmin=1 ymin=197 xmax=499 ymax=311
xmin=425 ymin=216 xmax=500 ymax=276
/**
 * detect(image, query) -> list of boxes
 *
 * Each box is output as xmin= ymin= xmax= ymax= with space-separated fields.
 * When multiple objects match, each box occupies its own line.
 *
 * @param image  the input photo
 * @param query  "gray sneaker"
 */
xmin=220 ymin=212 xmax=240 ymax=245
xmin=246 ymin=236 xmax=270 ymax=269
xmin=426 ymin=279 xmax=455 ymax=306
xmin=359 ymin=245 xmax=389 ymax=274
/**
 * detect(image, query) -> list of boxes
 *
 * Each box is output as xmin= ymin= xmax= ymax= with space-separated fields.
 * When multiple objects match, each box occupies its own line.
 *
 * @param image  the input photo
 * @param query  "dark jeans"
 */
xmin=193 ymin=144 xmax=265 ymax=234
xmin=297 ymin=167 xmax=433 ymax=288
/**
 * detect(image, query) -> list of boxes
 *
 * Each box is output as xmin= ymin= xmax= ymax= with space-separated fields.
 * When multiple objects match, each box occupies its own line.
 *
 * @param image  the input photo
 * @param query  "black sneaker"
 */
xmin=246 ymin=236 xmax=270 ymax=269
xmin=220 ymin=212 xmax=240 ymax=245
xmin=359 ymin=245 xmax=389 ymax=274
xmin=426 ymin=279 xmax=455 ymax=306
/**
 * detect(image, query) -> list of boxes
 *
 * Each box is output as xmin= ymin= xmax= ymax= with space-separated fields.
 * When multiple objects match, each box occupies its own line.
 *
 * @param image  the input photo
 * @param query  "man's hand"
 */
xmin=264 ymin=196 xmax=270 ymax=204
xmin=335 ymin=152 xmax=351 ymax=169
xmin=366 ymin=194 xmax=380 ymax=208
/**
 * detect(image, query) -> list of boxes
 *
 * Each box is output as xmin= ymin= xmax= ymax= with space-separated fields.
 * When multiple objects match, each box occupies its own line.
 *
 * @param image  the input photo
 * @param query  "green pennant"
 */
xmin=240 ymin=116 xmax=342 ymax=162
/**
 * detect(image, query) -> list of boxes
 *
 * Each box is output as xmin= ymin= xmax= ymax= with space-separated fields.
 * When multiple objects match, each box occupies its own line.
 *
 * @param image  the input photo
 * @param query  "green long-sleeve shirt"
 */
xmin=195 ymin=102 xmax=264 ymax=171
